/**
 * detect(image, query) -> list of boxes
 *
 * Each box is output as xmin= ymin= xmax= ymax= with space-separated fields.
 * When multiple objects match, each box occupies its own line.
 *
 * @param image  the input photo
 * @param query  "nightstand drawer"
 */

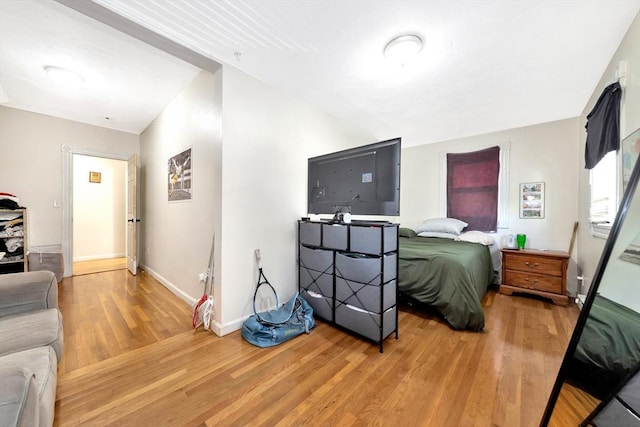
xmin=504 ymin=271 xmax=562 ymax=294
xmin=504 ymin=254 xmax=564 ymax=276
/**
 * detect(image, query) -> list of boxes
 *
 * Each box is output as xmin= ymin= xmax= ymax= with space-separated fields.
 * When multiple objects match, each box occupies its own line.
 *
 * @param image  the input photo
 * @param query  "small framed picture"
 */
xmin=89 ymin=171 xmax=102 ymax=183
xmin=520 ymin=182 xmax=545 ymax=219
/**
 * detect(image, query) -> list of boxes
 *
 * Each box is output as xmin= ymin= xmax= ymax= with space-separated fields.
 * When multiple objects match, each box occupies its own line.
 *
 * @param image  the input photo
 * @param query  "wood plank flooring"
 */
xmin=548 ymin=383 xmax=600 ymax=426
xmin=72 ymin=257 xmax=127 ymax=276
xmin=54 ymin=270 xmax=580 ymax=426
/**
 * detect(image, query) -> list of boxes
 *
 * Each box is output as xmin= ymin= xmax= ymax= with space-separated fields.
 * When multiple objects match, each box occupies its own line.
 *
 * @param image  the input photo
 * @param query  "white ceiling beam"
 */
xmin=55 ymin=0 xmax=222 ymax=74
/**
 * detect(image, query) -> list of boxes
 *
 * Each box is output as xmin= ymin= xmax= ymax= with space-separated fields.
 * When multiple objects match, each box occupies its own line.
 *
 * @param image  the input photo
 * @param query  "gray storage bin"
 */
xmin=592 ymin=398 xmax=638 ymax=426
xmin=27 ymin=245 xmax=63 ymax=282
xmin=301 ymin=289 xmax=333 ymax=321
xmin=335 ymin=279 xmax=396 ymax=312
xmin=350 ymin=225 xmax=398 ymax=255
xmin=335 ymin=252 xmax=397 ymax=285
xmin=322 ymin=224 xmax=348 ymax=250
xmin=618 ymin=369 xmax=640 ymax=412
xmin=299 ymin=222 xmax=321 ymax=246
xmin=300 ymin=270 xmax=334 ymax=298
xmin=335 ymin=303 xmax=396 ymax=342
xmin=299 ymin=245 xmax=333 ymax=273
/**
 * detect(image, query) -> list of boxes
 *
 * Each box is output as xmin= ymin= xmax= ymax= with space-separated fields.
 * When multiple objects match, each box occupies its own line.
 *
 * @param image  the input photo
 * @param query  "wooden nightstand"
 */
xmin=499 ymin=248 xmax=570 ymax=306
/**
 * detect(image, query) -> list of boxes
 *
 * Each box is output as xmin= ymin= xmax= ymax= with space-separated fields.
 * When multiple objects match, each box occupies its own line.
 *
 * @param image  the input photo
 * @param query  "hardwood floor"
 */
xmin=56 ymin=269 xmax=191 ymax=374
xmin=72 ymin=257 xmax=127 ymax=276
xmin=54 ymin=270 xmax=579 ymax=426
xmin=548 ymin=383 xmax=600 ymax=426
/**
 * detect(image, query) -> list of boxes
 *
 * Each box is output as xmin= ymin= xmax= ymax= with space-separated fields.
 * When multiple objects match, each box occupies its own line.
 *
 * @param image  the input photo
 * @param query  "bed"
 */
xmin=398 ymin=233 xmax=498 ymax=331
xmin=567 ymin=294 xmax=640 ymax=398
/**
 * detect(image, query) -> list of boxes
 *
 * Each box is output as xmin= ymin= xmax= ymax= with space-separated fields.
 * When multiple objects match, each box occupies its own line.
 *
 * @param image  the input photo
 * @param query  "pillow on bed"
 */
xmin=417 ymin=231 xmax=458 ymax=239
xmin=399 ymin=227 xmax=417 ymax=238
xmin=455 ymin=230 xmax=495 ymax=246
xmin=415 ymin=218 xmax=468 ymax=235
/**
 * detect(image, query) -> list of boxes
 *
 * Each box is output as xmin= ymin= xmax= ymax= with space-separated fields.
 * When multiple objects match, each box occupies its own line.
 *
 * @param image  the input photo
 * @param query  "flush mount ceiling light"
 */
xmin=43 ymin=65 xmax=85 ymax=85
xmin=383 ymin=34 xmax=424 ymax=64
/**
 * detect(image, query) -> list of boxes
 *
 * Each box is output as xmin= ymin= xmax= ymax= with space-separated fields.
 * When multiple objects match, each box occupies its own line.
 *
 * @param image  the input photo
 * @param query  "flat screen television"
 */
xmin=307 ymin=137 xmax=401 ymax=217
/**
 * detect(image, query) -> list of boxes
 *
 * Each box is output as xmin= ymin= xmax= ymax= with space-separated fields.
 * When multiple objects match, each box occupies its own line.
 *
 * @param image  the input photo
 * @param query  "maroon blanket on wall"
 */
xmin=447 ymin=146 xmax=500 ymax=231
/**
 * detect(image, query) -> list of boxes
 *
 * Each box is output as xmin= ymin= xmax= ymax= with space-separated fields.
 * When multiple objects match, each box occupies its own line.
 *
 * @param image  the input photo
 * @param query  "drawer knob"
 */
xmin=524 ymin=277 xmax=538 ymax=284
xmin=524 ymin=261 xmax=539 ymax=268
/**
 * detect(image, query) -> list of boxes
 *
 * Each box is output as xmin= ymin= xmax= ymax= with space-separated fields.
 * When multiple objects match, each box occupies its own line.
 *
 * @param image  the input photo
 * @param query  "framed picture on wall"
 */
xmin=89 ymin=171 xmax=101 ymax=183
xmin=619 ymin=231 xmax=640 ymax=266
xmin=520 ymin=182 xmax=545 ymax=219
xmin=622 ymin=127 xmax=640 ymax=195
xmin=168 ymin=147 xmax=192 ymax=202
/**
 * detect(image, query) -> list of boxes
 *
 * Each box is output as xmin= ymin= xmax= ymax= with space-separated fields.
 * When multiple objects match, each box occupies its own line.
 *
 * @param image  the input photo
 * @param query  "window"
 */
xmin=589 ymin=150 xmax=618 ymax=238
xmin=446 ymin=146 xmax=500 ymax=231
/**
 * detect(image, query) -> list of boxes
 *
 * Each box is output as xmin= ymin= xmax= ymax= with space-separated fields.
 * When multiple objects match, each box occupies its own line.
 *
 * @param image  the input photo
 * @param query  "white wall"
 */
xmin=577 ymin=11 xmax=640 ymax=293
xmin=218 ymin=66 xmax=373 ymax=333
xmin=400 ymin=118 xmax=580 ymax=253
xmin=0 ymin=107 xmax=139 ymax=248
xmin=139 ymin=70 xmax=223 ymax=324
xmin=72 ymin=154 xmax=126 ymax=261
xmin=138 ymin=66 xmax=371 ymax=335
xmin=596 ymin=184 xmax=640 ymax=311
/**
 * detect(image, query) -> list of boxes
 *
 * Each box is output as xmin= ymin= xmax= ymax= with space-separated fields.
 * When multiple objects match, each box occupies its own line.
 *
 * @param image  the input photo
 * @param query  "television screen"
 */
xmin=307 ymin=137 xmax=401 ymax=216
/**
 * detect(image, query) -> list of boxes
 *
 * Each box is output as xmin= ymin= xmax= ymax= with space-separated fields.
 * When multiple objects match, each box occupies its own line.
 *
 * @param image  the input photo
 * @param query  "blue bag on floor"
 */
xmin=242 ymin=293 xmax=315 ymax=348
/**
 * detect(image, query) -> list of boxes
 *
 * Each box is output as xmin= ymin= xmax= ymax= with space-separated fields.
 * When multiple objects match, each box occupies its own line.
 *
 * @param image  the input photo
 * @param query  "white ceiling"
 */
xmin=1 ymin=1 xmax=639 ymax=147
xmin=0 ymin=0 xmax=201 ymax=134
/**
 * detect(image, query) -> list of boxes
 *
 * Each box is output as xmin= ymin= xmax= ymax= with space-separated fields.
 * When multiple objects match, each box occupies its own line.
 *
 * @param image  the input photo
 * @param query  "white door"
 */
xmin=126 ymin=154 xmax=138 ymax=275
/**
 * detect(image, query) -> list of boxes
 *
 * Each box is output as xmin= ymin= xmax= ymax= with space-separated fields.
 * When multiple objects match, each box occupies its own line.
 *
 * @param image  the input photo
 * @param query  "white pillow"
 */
xmin=455 ymin=230 xmax=495 ymax=246
xmin=417 ymin=231 xmax=458 ymax=239
xmin=415 ymin=218 xmax=468 ymax=235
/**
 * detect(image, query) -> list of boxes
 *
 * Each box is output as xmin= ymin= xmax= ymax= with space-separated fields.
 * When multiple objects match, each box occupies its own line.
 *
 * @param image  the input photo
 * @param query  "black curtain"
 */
xmin=585 ymin=82 xmax=622 ymax=169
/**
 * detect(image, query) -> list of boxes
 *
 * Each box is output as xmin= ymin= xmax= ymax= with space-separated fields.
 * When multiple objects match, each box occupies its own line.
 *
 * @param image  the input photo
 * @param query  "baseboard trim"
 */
xmin=219 ymin=317 xmax=246 ymax=336
xmin=139 ymin=263 xmax=243 ymax=337
xmin=73 ymin=253 xmax=126 ymax=262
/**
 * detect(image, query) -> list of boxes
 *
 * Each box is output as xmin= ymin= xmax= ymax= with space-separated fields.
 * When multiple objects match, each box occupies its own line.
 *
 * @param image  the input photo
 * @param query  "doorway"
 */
xmin=71 ymin=154 xmax=127 ymax=276
xmin=61 ymin=146 xmax=134 ymax=278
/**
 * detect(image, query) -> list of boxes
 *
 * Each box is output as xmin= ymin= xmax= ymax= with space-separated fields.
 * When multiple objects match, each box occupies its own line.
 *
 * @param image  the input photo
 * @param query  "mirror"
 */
xmin=541 ymin=145 xmax=640 ymax=426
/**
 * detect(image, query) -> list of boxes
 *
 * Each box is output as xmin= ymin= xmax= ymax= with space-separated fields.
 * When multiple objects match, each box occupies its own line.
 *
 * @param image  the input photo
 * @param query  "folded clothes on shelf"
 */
xmin=0 ymin=192 xmax=22 ymax=210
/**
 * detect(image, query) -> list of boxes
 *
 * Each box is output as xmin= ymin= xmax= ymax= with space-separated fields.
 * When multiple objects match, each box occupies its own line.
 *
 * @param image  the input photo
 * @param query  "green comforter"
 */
xmin=398 ymin=236 xmax=494 ymax=331
xmin=575 ymin=294 xmax=640 ymax=374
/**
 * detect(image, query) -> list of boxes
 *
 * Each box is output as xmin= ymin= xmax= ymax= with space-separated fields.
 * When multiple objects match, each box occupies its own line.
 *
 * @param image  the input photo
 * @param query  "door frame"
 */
xmin=61 ymin=145 xmax=132 ymax=277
